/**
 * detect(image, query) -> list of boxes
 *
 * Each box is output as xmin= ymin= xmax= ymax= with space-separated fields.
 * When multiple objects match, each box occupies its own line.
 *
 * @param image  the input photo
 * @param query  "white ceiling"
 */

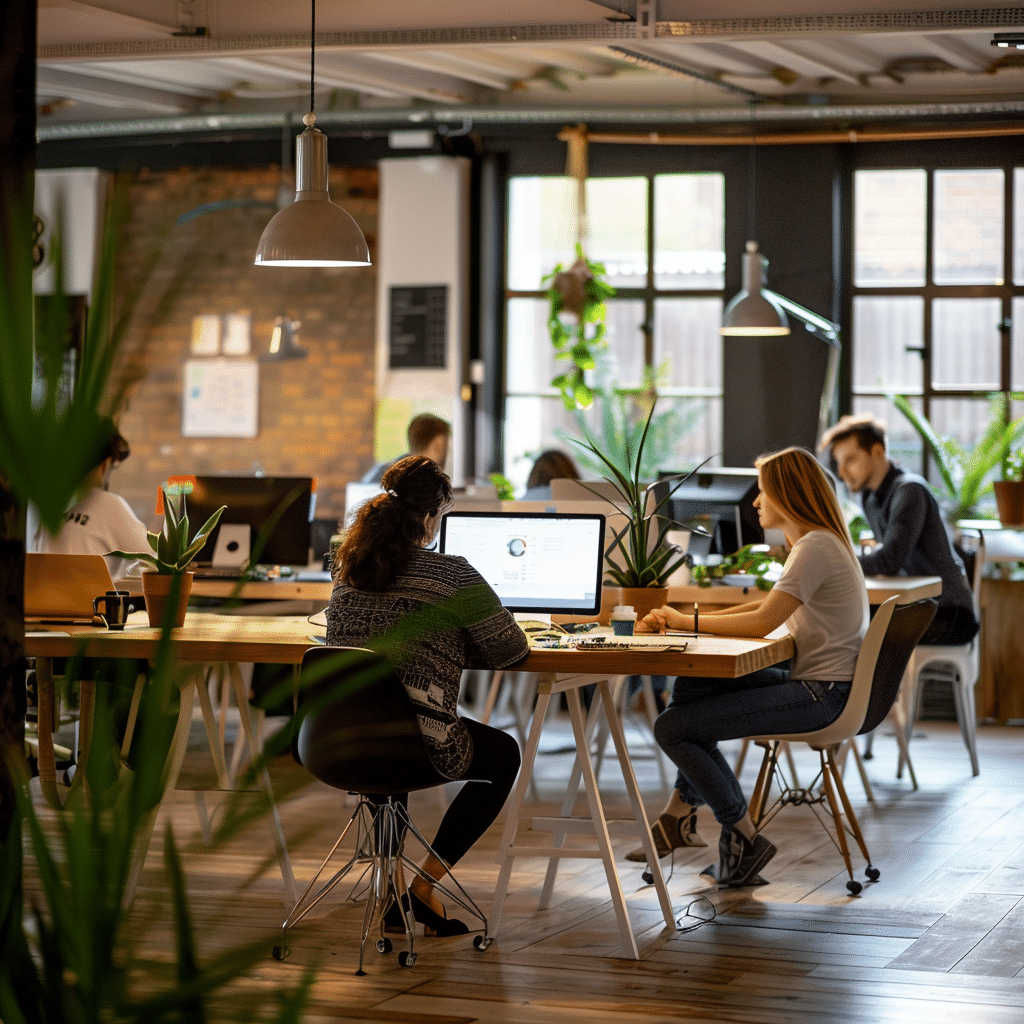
xmin=35 ymin=1 xmax=1024 ymax=138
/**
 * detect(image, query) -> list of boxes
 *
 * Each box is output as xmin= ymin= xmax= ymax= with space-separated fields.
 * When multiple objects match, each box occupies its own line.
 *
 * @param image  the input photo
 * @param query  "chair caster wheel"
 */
xmin=846 ymin=880 xmax=863 ymax=895
xmin=376 ymin=938 xmax=393 ymax=954
xmin=865 ymin=866 xmax=880 ymax=882
xmin=641 ymin=870 xmax=654 ymax=885
xmin=398 ymin=950 xmax=417 ymax=967
xmin=272 ymin=945 xmax=290 ymax=961
xmin=473 ymin=935 xmax=492 ymax=951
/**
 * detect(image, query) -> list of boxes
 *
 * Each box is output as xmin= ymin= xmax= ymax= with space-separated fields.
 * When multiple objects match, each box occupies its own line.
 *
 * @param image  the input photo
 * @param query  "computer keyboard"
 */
xmin=190 ymin=566 xmax=249 ymax=580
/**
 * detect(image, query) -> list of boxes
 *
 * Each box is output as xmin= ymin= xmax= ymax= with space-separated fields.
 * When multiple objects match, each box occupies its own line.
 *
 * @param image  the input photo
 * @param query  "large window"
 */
xmin=504 ymin=173 xmax=726 ymax=490
xmin=852 ymin=167 xmax=1023 ymax=484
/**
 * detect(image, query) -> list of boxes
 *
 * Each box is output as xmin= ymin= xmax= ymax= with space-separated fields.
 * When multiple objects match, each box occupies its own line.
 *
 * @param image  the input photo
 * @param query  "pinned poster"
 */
xmin=182 ymin=359 xmax=258 ymax=437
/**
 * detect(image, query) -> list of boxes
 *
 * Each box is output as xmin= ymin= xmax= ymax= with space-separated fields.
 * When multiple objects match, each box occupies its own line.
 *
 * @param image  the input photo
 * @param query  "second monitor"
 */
xmin=185 ymin=475 xmax=316 ymax=567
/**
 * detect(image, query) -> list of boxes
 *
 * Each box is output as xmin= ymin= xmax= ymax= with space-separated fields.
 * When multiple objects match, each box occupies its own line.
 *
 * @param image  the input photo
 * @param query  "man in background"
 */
xmin=820 ymin=413 xmax=978 ymax=645
xmin=361 ymin=413 xmax=451 ymax=484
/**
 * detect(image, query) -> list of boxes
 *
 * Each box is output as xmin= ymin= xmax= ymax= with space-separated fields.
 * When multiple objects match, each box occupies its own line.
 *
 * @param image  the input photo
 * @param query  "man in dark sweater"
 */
xmin=821 ymin=414 xmax=978 ymax=646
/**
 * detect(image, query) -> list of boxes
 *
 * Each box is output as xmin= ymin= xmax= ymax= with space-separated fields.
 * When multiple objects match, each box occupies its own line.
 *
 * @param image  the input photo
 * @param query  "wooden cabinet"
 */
xmin=977 ymin=578 xmax=1024 ymax=722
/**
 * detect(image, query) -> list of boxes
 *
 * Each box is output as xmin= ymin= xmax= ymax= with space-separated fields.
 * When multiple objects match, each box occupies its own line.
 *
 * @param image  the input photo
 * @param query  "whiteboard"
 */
xmin=182 ymin=359 xmax=258 ymax=437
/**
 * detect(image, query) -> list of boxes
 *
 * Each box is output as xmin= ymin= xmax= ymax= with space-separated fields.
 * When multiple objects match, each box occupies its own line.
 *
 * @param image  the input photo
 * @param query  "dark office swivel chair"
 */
xmin=745 ymin=597 xmax=937 ymax=895
xmin=272 ymin=646 xmax=489 ymax=975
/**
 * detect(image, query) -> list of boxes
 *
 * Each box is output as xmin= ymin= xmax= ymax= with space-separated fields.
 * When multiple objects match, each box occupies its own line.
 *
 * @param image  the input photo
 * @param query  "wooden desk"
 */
xmin=666 ymin=575 xmax=942 ymax=608
xmin=26 ymin=612 xmax=317 ymax=904
xmin=488 ymin=632 xmax=795 ymax=959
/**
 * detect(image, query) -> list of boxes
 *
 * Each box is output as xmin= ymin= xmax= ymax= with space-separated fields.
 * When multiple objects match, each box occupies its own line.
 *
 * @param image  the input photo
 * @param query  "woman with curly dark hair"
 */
xmin=327 ymin=455 xmax=528 ymax=935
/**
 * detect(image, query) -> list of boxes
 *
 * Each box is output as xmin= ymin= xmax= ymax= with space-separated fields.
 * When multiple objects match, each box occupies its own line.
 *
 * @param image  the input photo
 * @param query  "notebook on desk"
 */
xmin=24 ymin=552 xmax=113 ymax=623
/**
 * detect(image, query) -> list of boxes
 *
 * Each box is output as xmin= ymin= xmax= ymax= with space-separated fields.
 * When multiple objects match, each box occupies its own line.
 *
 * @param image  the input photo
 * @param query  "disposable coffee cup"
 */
xmin=610 ymin=605 xmax=637 ymax=637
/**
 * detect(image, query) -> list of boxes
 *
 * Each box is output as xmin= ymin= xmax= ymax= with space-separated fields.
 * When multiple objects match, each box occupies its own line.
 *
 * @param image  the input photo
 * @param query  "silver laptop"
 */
xmin=24 ymin=552 xmax=114 ymax=623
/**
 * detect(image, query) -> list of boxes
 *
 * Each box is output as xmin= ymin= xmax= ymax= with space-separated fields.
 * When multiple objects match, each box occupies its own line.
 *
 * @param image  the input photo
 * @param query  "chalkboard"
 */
xmin=388 ymin=285 xmax=447 ymax=368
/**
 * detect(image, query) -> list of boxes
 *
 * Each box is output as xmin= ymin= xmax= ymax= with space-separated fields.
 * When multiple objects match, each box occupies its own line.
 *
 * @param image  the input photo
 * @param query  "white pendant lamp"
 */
xmin=254 ymin=0 xmax=370 ymax=268
xmin=720 ymin=241 xmax=790 ymax=336
xmin=721 ymin=105 xmax=789 ymax=337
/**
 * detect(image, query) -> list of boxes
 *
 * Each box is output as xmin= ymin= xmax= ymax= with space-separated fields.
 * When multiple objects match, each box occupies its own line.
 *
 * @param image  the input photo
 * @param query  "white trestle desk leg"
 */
xmin=124 ymin=672 xmax=200 ymax=906
xmin=490 ymin=672 xmax=675 ymax=960
xmin=227 ymin=661 xmax=296 ymax=905
xmin=196 ymin=665 xmax=232 ymax=790
xmin=595 ymin=676 xmax=675 ymax=930
xmin=560 ymin=680 xmax=639 ymax=957
xmin=489 ymin=682 xmax=549 ymax=942
xmin=538 ymin=679 xmax=608 ymax=908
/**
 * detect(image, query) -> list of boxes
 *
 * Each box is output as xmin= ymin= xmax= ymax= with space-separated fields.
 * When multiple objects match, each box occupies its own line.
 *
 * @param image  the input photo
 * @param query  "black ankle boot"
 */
xmin=717 ymin=825 xmax=777 ymax=887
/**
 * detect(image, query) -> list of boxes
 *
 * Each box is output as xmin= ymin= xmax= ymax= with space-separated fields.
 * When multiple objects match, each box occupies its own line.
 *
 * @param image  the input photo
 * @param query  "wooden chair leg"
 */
xmin=817 ymin=751 xmax=856 ymax=884
xmin=748 ymin=741 xmax=778 ymax=828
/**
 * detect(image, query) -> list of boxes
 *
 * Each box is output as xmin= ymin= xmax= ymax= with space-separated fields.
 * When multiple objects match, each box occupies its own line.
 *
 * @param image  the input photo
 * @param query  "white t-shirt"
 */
xmin=773 ymin=529 xmax=868 ymax=681
xmin=32 ymin=488 xmax=151 ymax=582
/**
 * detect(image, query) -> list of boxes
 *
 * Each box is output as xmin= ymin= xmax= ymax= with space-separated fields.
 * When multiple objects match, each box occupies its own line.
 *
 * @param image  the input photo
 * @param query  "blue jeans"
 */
xmin=653 ymin=665 xmax=850 ymax=828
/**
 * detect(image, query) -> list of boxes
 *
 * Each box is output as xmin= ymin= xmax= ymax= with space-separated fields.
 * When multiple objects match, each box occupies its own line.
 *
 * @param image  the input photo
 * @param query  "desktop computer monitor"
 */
xmin=184 ymin=475 xmax=315 ymax=567
xmin=439 ymin=511 xmax=606 ymax=616
xmin=654 ymin=468 xmax=763 ymax=558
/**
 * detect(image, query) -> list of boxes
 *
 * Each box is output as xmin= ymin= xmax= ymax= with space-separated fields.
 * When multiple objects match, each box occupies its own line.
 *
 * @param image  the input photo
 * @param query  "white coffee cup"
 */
xmin=610 ymin=605 xmax=637 ymax=636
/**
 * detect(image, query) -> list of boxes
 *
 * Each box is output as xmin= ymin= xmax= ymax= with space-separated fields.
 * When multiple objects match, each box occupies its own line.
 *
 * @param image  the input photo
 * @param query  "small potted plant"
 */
xmin=569 ymin=399 xmax=699 ymax=621
xmin=112 ymin=486 xmax=225 ymax=627
xmin=994 ymin=447 xmax=1024 ymax=527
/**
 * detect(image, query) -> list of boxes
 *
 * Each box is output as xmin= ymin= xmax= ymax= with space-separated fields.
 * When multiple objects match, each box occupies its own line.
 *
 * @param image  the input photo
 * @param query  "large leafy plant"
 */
xmin=111 ymin=486 xmax=225 ymax=575
xmin=890 ymin=391 xmax=1024 ymax=521
xmin=570 ymin=399 xmax=700 ymax=588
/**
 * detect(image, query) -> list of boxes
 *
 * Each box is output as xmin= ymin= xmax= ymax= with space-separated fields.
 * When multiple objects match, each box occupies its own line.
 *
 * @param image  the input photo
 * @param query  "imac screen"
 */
xmin=439 ymin=511 xmax=605 ymax=615
xmin=185 ymin=475 xmax=315 ymax=567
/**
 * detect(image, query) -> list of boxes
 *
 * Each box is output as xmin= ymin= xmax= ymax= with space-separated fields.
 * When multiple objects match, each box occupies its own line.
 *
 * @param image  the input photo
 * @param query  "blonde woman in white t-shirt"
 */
xmin=630 ymin=446 xmax=868 ymax=888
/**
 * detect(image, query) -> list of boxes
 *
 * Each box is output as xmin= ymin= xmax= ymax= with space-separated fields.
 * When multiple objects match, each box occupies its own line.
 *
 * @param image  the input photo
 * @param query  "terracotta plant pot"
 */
xmin=993 ymin=481 xmax=1024 ymax=528
xmin=141 ymin=571 xmax=194 ymax=628
xmin=604 ymin=586 xmax=670 ymax=626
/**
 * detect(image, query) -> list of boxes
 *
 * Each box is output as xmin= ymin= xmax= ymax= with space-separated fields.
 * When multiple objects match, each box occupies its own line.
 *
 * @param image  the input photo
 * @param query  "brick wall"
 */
xmin=109 ymin=164 xmax=378 ymax=535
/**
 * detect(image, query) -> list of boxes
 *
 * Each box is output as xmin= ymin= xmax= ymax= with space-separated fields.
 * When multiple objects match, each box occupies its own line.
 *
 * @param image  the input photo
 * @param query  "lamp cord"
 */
xmin=747 ymin=102 xmax=757 ymax=241
xmin=309 ymin=0 xmax=316 ymax=116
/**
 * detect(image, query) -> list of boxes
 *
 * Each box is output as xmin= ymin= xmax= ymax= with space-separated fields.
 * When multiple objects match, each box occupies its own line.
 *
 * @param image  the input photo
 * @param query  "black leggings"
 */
xmin=430 ymin=718 xmax=521 ymax=868
xmin=389 ymin=719 xmax=521 ymax=870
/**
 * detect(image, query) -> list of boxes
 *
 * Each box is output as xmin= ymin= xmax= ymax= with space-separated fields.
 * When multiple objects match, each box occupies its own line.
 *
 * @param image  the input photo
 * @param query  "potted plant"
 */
xmin=543 ymin=244 xmax=616 ymax=411
xmin=994 ymin=447 xmax=1024 ymax=527
xmin=889 ymin=391 xmax=1024 ymax=523
xmin=569 ymin=399 xmax=699 ymax=620
xmin=111 ymin=485 xmax=225 ymax=627
xmin=691 ymin=543 xmax=783 ymax=591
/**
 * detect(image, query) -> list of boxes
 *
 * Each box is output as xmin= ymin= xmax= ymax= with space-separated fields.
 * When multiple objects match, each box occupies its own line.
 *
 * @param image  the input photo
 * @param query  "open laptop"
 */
xmin=25 ymin=552 xmax=114 ymax=624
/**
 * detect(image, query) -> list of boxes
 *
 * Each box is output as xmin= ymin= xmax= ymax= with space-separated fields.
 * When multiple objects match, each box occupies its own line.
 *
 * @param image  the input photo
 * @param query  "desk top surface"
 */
xmin=26 ymin=611 xmax=793 ymax=677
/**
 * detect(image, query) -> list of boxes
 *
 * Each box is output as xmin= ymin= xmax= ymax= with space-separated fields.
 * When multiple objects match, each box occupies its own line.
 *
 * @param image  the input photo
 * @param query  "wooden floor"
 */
xmin=25 ymin=704 xmax=1024 ymax=1023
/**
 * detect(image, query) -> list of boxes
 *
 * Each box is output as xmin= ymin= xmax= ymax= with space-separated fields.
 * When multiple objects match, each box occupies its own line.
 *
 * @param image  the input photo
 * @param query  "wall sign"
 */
xmin=182 ymin=359 xmax=258 ymax=437
xmin=388 ymin=285 xmax=447 ymax=368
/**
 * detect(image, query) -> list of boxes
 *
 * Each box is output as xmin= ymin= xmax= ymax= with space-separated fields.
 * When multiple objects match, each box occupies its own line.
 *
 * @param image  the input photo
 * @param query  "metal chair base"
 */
xmin=272 ymin=795 xmax=489 ymax=974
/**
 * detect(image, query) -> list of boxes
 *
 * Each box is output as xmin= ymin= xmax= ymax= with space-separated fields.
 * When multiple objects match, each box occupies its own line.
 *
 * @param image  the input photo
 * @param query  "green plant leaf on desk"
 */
xmin=692 ymin=544 xmax=783 ymax=591
xmin=110 ymin=486 xmax=225 ymax=574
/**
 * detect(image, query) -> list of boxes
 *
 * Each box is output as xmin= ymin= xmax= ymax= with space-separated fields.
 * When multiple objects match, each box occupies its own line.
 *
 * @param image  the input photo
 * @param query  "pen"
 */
xmin=694 ymin=602 xmax=699 ymax=636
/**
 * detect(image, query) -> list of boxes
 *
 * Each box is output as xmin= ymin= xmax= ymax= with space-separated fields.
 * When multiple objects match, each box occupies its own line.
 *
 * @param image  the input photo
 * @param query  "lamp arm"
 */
xmin=765 ymin=290 xmax=841 ymax=344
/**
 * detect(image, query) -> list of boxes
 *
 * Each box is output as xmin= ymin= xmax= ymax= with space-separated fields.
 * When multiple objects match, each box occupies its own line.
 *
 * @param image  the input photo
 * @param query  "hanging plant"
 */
xmin=543 ymin=244 xmax=616 ymax=410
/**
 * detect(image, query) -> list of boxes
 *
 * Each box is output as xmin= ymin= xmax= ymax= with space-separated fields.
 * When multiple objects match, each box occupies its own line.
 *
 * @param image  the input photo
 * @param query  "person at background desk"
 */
xmin=29 ymin=421 xmax=149 ymax=581
xmin=821 ymin=413 xmax=978 ymax=646
xmin=327 ymin=455 xmax=529 ymax=935
xmin=522 ymin=449 xmax=580 ymax=500
xmin=629 ymin=447 xmax=868 ymax=888
xmin=360 ymin=412 xmax=451 ymax=485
